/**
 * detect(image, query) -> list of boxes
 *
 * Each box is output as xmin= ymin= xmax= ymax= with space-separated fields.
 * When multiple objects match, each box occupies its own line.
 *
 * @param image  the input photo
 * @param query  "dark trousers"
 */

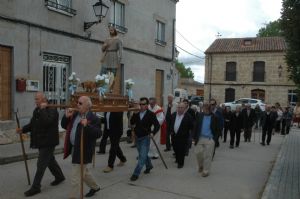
xmin=262 ymin=127 xmax=273 ymax=144
xmin=173 ymin=138 xmax=188 ymax=166
xmin=32 ymin=147 xmax=64 ymax=190
xmin=244 ymin=127 xmax=252 ymax=141
xmin=223 ymin=122 xmax=230 ymax=142
xmin=230 ymin=129 xmax=241 ymax=147
xmin=108 ymin=132 xmax=126 ymax=168
xmin=281 ymin=120 xmax=291 ymax=135
xmin=165 ymin=127 xmax=172 ymax=150
xmin=99 ymin=129 xmax=109 ymax=152
xmin=275 ymin=120 xmax=281 ymax=132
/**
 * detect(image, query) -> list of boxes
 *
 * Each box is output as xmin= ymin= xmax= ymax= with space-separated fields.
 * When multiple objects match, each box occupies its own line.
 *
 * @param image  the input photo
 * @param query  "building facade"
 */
xmin=204 ymin=37 xmax=297 ymax=106
xmin=179 ymin=78 xmax=204 ymax=96
xmin=0 ymin=0 xmax=178 ymax=121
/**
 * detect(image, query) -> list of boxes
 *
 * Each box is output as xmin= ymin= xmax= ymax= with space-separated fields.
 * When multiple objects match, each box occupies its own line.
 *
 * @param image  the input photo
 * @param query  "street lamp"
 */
xmin=278 ymin=65 xmax=283 ymax=77
xmin=84 ymin=0 xmax=109 ymax=31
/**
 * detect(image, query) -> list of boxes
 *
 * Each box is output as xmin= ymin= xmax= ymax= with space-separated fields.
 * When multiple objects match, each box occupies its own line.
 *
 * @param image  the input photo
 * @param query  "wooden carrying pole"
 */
xmin=80 ymin=125 xmax=84 ymax=199
xmin=15 ymin=110 xmax=31 ymax=185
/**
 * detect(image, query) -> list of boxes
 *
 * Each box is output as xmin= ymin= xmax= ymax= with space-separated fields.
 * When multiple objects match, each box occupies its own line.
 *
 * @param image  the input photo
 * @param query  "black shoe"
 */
xmin=50 ymin=177 xmax=65 ymax=186
xmin=85 ymin=187 xmax=100 ymax=197
xmin=24 ymin=188 xmax=41 ymax=197
xmin=177 ymin=164 xmax=183 ymax=169
xmin=235 ymin=145 xmax=239 ymax=147
xmin=130 ymin=175 xmax=138 ymax=181
xmin=260 ymin=142 xmax=265 ymax=146
xmin=151 ymin=156 xmax=158 ymax=160
xmin=230 ymin=145 xmax=234 ymax=149
xmin=131 ymin=145 xmax=137 ymax=148
xmin=267 ymin=143 xmax=270 ymax=145
xmin=164 ymin=149 xmax=171 ymax=152
xmin=97 ymin=151 xmax=105 ymax=154
xmin=144 ymin=166 xmax=153 ymax=174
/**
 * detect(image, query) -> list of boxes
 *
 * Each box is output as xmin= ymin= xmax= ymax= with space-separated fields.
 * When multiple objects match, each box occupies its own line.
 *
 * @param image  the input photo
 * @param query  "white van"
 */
xmin=174 ymin=88 xmax=188 ymax=103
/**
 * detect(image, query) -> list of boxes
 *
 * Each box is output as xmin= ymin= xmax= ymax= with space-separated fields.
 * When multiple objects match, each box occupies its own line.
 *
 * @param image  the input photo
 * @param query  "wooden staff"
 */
xmin=15 ymin=110 xmax=31 ymax=185
xmin=80 ymin=122 xmax=85 ymax=199
xmin=150 ymin=136 xmax=168 ymax=169
xmin=92 ymin=150 xmax=95 ymax=168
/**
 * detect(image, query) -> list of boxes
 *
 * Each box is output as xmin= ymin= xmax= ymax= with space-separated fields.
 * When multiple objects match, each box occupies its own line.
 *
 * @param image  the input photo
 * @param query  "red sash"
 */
xmin=154 ymin=109 xmax=167 ymax=145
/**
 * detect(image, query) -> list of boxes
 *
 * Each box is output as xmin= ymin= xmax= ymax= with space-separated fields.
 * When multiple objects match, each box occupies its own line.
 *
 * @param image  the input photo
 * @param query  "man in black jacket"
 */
xmin=102 ymin=112 xmax=127 ymax=173
xmin=17 ymin=92 xmax=65 ymax=197
xmin=130 ymin=97 xmax=160 ymax=181
xmin=242 ymin=104 xmax=256 ymax=142
xmin=61 ymin=96 xmax=102 ymax=198
xmin=260 ymin=105 xmax=277 ymax=146
xmin=170 ymin=102 xmax=194 ymax=168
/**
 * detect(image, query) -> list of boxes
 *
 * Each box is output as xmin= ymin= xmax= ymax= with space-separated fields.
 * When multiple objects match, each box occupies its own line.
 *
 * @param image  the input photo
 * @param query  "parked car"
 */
xmin=222 ymin=98 xmax=265 ymax=111
xmin=174 ymin=88 xmax=188 ymax=103
xmin=189 ymin=95 xmax=204 ymax=105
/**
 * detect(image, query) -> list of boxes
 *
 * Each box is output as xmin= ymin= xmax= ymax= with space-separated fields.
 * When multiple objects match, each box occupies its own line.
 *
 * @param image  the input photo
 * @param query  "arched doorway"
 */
xmin=251 ymin=89 xmax=265 ymax=101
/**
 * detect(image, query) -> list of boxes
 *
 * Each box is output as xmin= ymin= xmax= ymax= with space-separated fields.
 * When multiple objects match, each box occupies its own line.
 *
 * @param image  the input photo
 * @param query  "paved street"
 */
xmin=0 ymin=129 xmax=286 ymax=199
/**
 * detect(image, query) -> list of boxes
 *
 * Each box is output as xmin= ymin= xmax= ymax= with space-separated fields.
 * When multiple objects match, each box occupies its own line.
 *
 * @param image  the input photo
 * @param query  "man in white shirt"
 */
xmin=148 ymin=97 xmax=165 ymax=159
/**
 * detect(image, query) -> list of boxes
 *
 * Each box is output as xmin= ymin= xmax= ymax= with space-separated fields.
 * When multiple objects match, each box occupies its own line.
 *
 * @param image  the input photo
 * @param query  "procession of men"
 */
xmin=14 ymin=89 xmax=296 ymax=198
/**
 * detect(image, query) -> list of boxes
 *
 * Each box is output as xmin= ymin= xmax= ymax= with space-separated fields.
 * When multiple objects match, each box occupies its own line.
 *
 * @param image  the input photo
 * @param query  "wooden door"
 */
xmin=0 ymin=46 xmax=12 ymax=120
xmin=251 ymin=89 xmax=265 ymax=101
xmin=155 ymin=70 xmax=164 ymax=107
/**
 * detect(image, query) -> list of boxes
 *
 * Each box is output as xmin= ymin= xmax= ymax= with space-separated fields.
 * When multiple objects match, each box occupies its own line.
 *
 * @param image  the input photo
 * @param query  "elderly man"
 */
xmin=17 ymin=92 xmax=65 ymax=197
xmin=165 ymin=94 xmax=177 ymax=151
xmin=242 ymin=104 xmax=256 ymax=142
xmin=61 ymin=96 xmax=102 ymax=198
xmin=260 ymin=105 xmax=277 ymax=146
xmin=170 ymin=102 xmax=193 ymax=168
xmin=148 ymin=97 xmax=165 ymax=159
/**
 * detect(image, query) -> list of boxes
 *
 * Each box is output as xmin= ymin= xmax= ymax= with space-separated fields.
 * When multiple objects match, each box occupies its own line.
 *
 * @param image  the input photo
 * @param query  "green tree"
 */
xmin=280 ymin=0 xmax=300 ymax=99
xmin=175 ymin=61 xmax=194 ymax=79
xmin=257 ymin=20 xmax=282 ymax=37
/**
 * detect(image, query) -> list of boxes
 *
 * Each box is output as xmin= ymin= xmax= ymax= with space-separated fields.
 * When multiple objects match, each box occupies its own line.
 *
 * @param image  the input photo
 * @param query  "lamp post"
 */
xmin=84 ymin=0 xmax=109 ymax=31
xmin=278 ymin=65 xmax=283 ymax=77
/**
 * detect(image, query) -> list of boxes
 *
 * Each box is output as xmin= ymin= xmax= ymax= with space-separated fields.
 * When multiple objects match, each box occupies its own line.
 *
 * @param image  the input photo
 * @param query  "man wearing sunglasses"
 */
xmin=61 ymin=96 xmax=102 ymax=198
xmin=130 ymin=97 xmax=160 ymax=181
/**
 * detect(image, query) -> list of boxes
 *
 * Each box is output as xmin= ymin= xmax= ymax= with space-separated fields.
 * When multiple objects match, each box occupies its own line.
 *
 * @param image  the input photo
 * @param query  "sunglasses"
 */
xmin=77 ymin=102 xmax=83 ymax=105
xmin=139 ymin=103 xmax=147 ymax=106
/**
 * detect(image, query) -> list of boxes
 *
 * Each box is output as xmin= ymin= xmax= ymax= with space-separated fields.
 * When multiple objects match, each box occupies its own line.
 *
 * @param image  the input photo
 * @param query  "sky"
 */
xmin=176 ymin=0 xmax=283 ymax=83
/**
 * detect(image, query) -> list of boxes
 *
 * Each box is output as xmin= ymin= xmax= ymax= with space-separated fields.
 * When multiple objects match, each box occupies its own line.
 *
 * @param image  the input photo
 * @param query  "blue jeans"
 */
xmin=133 ymin=136 xmax=153 ymax=176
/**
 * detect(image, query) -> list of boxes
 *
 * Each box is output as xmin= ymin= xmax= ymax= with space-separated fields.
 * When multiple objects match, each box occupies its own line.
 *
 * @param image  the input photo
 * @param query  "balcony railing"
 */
xmin=109 ymin=23 xmax=128 ymax=33
xmin=45 ymin=0 xmax=77 ymax=16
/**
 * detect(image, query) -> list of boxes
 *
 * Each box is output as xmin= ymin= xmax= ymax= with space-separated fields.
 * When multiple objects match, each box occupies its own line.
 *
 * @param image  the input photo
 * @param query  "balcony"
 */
xmin=155 ymin=39 xmax=167 ymax=46
xmin=45 ymin=0 xmax=77 ymax=16
xmin=108 ymin=23 xmax=128 ymax=33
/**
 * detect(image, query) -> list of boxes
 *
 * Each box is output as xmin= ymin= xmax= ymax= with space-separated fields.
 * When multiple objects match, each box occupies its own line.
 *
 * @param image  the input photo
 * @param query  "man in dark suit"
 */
xmin=102 ymin=112 xmax=127 ymax=173
xmin=230 ymin=106 xmax=243 ymax=148
xmin=130 ymin=97 xmax=160 ymax=181
xmin=242 ymin=104 xmax=256 ymax=142
xmin=170 ymin=102 xmax=194 ymax=168
xmin=260 ymin=105 xmax=277 ymax=146
xmin=61 ymin=96 xmax=102 ymax=198
xmin=17 ymin=92 xmax=65 ymax=197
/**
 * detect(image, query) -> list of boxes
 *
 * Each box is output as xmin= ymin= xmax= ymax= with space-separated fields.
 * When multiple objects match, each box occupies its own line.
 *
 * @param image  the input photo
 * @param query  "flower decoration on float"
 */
xmin=125 ymin=79 xmax=135 ymax=100
xmin=95 ymin=74 xmax=109 ymax=97
xmin=68 ymin=72 xmax=80 ymax=95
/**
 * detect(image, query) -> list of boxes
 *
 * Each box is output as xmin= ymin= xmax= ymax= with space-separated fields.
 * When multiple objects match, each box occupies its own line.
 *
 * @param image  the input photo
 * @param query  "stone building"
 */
xmin=179 ymin=78 xmax=204 ymax=96
xmin=0 ymin=0 xmax=178 ymax=124
xmin=204 ymin=37 xmax=297 ymax=106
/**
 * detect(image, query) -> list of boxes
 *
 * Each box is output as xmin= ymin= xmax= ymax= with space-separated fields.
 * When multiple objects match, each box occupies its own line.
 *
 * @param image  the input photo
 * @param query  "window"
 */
xmin=225 ymin=88 xmax=235 ymax=102
xmin=225 ymin=62 xmax=236 ymax=81
xmin=109 ymin=1 xmax=127 ymax=33
xmin=253 ymin=61 xmax=265 ymax=82
xmin=45 ymin=0 xmax=76 ymax=16
xmin=288 ymin=90 xmax=298 ymax=106
xmin=156 ymin=21 xmax=166 ymax=46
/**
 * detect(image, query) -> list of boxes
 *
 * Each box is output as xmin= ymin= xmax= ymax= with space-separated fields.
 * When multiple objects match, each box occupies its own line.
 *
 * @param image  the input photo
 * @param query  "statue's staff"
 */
xmin=80 ymin=114 xmax=86 ymax=199
xmin=15 ymin=109 xmax=31 ymax=185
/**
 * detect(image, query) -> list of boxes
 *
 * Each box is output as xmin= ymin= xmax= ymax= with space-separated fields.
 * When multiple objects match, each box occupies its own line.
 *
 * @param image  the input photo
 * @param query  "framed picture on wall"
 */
xmin=26 ymin=80 xmax=39 ymax=92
